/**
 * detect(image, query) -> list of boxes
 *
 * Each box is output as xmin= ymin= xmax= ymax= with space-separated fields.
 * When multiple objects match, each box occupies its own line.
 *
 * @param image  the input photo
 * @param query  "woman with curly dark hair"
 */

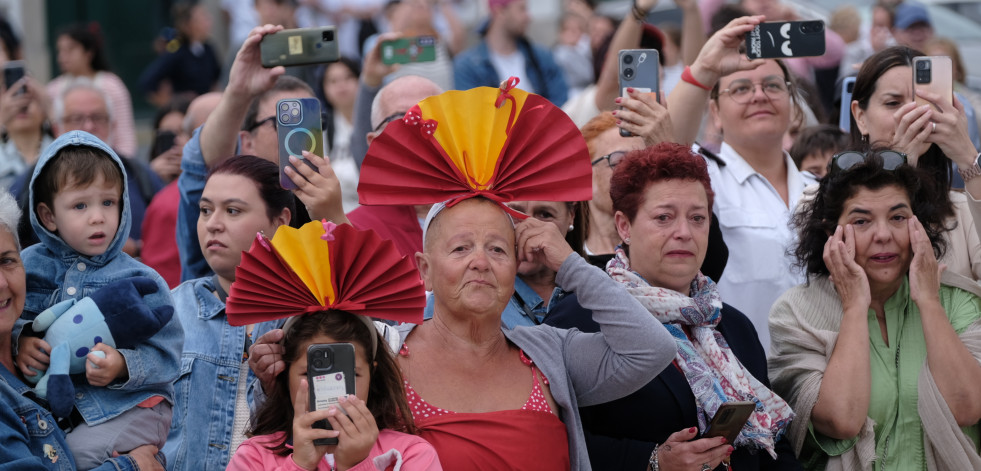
xmin=769 ymin=150 xmax=981 ymax=470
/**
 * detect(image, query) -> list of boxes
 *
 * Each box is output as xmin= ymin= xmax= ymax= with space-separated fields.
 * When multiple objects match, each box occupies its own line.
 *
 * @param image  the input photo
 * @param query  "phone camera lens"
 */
xmin=291 ymin=108 xmax=300 ymax=116
xmin=281 ymin=103 xmax=289 ymax=111
xmin=623 ymin=54 xmax=633 ymax=65
xmin=917 ymin=60 xmax=930 ymax=70
xmin=281 ymin=113 xmax=290 ymax=122
xmin=624 ymin=68 xmax=634 ymax=79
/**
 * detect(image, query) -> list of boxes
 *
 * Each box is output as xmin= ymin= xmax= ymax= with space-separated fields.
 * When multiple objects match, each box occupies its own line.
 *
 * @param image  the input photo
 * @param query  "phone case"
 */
xmin=703 ymin=401 xmax=756 ymax=444
xmin=3 ymin=60 xmax=24 ymax=91
xmin=618 ymin=49 xmax=660 ymax=137
xmin=277 ymin=98 xmax=323 ymax=190
xmin=839 ymin=76 xmax=856 ymax=132
xmin=746 ymin=21 xmax=826 ymax=59
xmin=380 ymin=36 xmax=437 ymax=65
xmin=260 ymin=27 xmax=340 ymax=67
xmin=307 ymin=343 xmax=357 ymax=446
xmin=913 ymin=56 xmax=953 ymax=111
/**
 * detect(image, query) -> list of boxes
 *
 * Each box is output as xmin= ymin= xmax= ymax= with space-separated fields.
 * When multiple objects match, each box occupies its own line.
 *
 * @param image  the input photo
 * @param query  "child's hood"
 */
xmin=28 ymin=131 xmax=131 ymax=263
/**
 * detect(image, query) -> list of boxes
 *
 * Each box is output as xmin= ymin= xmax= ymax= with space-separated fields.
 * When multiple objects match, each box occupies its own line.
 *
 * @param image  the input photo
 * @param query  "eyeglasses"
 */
xmin=247 ymin=115 xmax=277 ymax=132
xmin=591 ymin=151 xmax=626 ymax=168
xmin=719 ymin=79 xmax=792 ymax=104
xmin=830 ymin=150 xmax=907 ymax=174
xmin=62 ymin=113 xmax=110 ymax=128
xmin=373 ymin=112 xmax=406 ymax=133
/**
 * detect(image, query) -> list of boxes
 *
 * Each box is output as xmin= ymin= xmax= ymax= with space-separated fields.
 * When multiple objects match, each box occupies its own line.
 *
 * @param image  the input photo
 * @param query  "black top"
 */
xmin=545 ymin=297 xmax=802 ymax=471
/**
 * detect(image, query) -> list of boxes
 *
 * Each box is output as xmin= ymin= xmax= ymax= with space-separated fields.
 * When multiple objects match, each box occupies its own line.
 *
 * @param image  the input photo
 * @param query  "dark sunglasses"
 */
xmin=829 ymin=150 xmax=907 ymax=174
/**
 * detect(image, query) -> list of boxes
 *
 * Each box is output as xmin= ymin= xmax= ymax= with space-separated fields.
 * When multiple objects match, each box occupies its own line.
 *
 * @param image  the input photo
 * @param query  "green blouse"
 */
xmin=801 ymin=277 xmax=981 ymax=470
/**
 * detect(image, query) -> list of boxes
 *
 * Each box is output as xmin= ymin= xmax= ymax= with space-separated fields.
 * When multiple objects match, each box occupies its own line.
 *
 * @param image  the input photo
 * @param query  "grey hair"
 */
xmin=0 ymin=191 xmax=22 ymax=250
xmin=370 ymin=75 xmax=444 ymax=130
xmin=52 ymin=76 xmax=114 ymax=125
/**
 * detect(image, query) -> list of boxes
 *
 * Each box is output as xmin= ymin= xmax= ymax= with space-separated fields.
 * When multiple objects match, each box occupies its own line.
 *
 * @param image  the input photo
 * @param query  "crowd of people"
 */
xmin=2 ymin=0 xmax=981 ymax=470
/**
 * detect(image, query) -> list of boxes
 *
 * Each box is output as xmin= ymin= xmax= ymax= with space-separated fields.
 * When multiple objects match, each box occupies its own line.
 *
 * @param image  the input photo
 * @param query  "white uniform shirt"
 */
xmin=704 ymin=142 xmax=816 ymax=354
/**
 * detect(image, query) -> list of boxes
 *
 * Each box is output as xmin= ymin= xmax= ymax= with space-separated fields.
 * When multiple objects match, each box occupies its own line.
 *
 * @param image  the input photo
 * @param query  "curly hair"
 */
xmin=246 ymin=311 xmax=417 ymax=456
xmin=610 ymin=142 xmax=714 ymax=222
xmin=793 ymin=149 xmax=954 ymax=277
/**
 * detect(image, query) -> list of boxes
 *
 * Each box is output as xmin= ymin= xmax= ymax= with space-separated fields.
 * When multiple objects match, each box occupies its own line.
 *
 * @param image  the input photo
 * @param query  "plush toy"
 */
xmin=26 ymin=277 xmax=174 ymax=418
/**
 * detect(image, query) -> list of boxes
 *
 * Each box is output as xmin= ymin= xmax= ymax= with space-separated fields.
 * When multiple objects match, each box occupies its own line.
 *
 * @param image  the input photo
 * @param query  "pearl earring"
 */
xmin=624 ymin=237 xmax=631 ymax=244
xmin=568 ymin=224 xmax=574 ymax=232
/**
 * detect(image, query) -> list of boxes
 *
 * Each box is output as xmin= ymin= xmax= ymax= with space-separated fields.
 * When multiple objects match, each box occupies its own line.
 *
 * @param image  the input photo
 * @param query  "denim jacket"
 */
xmin=453 ymin=39 xmax=568 ymax=106
xmin=16 ymin=131 xmax=182 ymax=426
xmin=0 ymin=366 xmax=140 ymax=471
xmin=175 ymin=127 xmax=214 ymax=282
xmin=163 ymin=277 xmax=282 ymax=471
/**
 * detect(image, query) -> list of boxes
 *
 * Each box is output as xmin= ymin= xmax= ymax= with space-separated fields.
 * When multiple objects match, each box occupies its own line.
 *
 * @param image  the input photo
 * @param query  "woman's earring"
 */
xmin=624 ymin=237 xmax=631 ymax=244
xmin=568 ymin=224 xmax=575 ymax=232
xmin=861 ymin=134 xmax=868 ymax=143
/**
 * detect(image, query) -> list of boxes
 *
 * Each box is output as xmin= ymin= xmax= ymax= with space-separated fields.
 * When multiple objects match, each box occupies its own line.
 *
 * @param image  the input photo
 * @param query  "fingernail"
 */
xmin=611 ymin=110 xmax=618 ymax=115
xmin=689 ymin=427 xmax=697 ymax=433
xmin=288 ymin=155 xmax=298 ymax=163
xmin=614 ymin=97 xmax=622 ymax=103
xmin=728 ymin=446 xmax=734 ymax=455
xmin=627 ymin=87 xmax=634 ymax=93
xmin=720 ymin=437 xmax=727 ymax=444
xmin=338 ymin=395 xmax=347 ymax=402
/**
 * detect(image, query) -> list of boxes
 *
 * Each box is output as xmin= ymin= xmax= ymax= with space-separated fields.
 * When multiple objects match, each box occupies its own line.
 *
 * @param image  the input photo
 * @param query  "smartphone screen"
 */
xmin=746 ymin=21 xmax=826 ymax=59
xmin=703 ymin=401 xmax=756 ymax=444
xmin=838 ymin=76 xmax=856 ymax=132
xmin=618 ymin=49 xmax=660 ymax=137
xmin=381 ymin=36 xmax=437 ymax=65
xmin=913 ymin=56 xmax=953 ymax=111
xmin=276 ymin=97 xmax=324 ymax=190
xmin=307 ymin=343 xmax=357 ymax=445
xmin=3 ymin=60 xmax=25 ymax=94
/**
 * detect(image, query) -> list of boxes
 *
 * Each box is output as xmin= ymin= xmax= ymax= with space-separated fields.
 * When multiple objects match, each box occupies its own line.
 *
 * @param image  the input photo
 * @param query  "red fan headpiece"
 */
xmin=225 ymin=221 xmax=425 ymax=327
xmin=358 ymin=77 xmax=592 ymax=218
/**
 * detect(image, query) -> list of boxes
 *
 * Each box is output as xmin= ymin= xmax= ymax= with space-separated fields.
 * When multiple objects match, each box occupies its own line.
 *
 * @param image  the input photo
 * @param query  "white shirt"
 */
xmin=489 ymin=50 xmax=535 ymax=94
xmin=704 ymin=142 xmax=815 ymax=354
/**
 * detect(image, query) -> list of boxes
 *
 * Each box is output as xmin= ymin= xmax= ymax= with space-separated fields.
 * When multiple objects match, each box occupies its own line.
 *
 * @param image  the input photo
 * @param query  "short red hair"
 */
xmin=610 ymin=142 xmax=714 ymax=221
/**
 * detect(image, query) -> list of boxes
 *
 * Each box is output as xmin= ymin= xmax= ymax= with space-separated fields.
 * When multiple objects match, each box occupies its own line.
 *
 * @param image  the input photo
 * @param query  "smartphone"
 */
xmin=3 ymin=60 xmax=25 ymax=94
xmin=746 ymin=21 xmax=826 ymax=59
xmin=618 ymin=49 xmax=660 ymax=137
xmin=380 ymin=36 xmax=437 ymax=65
xmin=260 ymin=27 xmax=339 ymax=68
xmin=151 ymin=130 xmax=177 ymax=160
xmin=276 ymin=97 xmax=323 ymax=190
xmin=838 ymin=76 xmax=856 ymax=132
xmin=913 ymin=56 xmax=953 ymax=111
xmin=307 ymin=343 xmax=357 ymax=446
xmin=703 ymin=401 xmax=756 ymax=444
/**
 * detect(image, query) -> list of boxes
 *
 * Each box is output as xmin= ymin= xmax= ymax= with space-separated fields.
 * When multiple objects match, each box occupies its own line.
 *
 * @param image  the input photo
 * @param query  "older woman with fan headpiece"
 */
xmin=163 ymin=155 xmax=295 ymax=470
xmin=357 ymin=78 xmax=676 ymax=470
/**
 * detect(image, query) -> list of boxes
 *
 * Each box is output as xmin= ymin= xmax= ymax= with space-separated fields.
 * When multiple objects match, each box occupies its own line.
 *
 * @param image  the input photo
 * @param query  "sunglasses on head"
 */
xmin=829 ymin=150 xmax=907 ymax=175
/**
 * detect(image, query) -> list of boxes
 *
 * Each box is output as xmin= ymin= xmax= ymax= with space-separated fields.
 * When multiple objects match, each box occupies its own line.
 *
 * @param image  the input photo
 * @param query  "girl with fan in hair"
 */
xmin=226 ymin=309 xmax=441 ymax=471
xmin=163 ymin=155 xmax=294 ymax=471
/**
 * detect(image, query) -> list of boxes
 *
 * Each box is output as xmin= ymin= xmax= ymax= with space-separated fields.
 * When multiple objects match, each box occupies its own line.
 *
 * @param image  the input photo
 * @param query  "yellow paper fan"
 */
xmin=270 ymin=221 xmax=335 ymax=306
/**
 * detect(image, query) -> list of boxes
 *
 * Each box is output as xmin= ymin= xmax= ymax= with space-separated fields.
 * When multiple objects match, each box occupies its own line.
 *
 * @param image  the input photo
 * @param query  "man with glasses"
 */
xmin=177 ymin=24 xmax=347 ymax=281
xmin=11 ymin=77 xmax=163 ymax=256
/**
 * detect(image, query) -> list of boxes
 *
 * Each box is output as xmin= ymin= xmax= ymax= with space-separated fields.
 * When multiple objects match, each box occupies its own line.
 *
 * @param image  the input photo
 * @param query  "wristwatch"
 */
xmin=957 ymin=152 xmax=981 ymax=182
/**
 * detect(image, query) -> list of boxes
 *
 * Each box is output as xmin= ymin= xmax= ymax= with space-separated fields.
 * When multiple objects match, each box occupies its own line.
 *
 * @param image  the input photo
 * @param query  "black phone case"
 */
xmin=276 ymin=97 xmax=323 ymax=190
xmin=3 ymin=61 xmax=24 ymax=91
xmin=703 ymin=401 xmax=756 ymax=444
xmin=746 ymin=21 xmax=826 ymax=59
xmin=260 ymin=27 xmax=340 ymax=67
xmin=307 ymin=343 xmax=357 ymax=446
xmin=618 ymin=49 xmax=660 ymax=137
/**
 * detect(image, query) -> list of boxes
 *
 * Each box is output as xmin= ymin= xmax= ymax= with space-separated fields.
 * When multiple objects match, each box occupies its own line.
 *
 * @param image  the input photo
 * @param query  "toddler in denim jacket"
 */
xmin=13 ymin=131 xmax=182 ymax=470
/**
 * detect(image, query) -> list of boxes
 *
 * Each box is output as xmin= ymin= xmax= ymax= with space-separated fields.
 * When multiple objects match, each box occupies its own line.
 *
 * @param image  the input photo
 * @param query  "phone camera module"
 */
xmin=322 ymin=30 xmax=334 ymax=42
xmin=623 ymin=54 xmax=634 ymax=65
xmin=623 ymin=67 xmax=634 ymax=80
xmin=916 ymin=60 xmax=930 ymax=70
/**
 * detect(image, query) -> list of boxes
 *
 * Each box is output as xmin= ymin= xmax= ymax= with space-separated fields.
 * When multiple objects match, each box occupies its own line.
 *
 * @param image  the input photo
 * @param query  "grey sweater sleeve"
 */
xmin=351 ymin=80 xmax=381 ymax=170
xmin=554 ymin=254 xmax=676 ymax=407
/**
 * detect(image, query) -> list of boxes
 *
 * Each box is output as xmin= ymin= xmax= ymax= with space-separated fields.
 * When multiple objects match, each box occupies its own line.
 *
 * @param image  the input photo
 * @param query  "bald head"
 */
xmin=370 ymin=75 xmax=444 ymax=132
xmin=184 ymin=91 xmax=223 ymax=134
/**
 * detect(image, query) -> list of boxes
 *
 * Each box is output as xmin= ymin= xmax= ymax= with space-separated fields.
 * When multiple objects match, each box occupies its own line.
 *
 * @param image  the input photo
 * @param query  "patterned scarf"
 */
xmin=607 ymin=247 xmax=795 ymax=457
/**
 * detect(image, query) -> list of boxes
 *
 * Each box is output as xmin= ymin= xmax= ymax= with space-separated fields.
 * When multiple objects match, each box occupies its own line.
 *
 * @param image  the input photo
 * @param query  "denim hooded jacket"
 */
xmin=15 ymin=130 xmax=182 ymax=426
xmin=163 ymin=276 xmax=282 ymax=471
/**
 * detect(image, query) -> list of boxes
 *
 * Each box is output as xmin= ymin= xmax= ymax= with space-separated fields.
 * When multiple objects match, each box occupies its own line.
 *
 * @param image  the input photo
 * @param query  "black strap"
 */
xmin=211 ymin=274 xmax=228 ymax=303
xmin=511 ymin=290 xmax=541 ymax=325
xmin=696 ymin=143 xmax=726 ymax=168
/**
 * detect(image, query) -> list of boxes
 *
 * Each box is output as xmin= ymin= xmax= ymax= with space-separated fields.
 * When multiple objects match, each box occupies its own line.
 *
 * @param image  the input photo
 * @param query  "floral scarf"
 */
xmin=607 ymin=247 xmax=794 ymax=457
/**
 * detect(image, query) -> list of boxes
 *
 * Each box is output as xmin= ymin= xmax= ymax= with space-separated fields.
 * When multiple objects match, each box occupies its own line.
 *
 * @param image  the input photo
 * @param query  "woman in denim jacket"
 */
xmin=162 ymin=156 xmax=295 ymax=470
xmin=0 ymin=191 xmax=162 ymax=470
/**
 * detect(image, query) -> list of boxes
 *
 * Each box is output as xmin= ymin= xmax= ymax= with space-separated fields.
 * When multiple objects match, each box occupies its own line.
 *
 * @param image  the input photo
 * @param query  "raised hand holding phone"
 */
xmin=277 ymin=98 xmax=324 ymax=190
xmin=260 ymin=27 xmax=340 ymax=67
xmin=617 ymin=49 xmax=660 ymax=137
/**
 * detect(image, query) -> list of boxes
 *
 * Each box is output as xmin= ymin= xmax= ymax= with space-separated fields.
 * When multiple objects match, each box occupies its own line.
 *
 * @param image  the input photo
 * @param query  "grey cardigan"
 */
xmin=398 ymin=254 xmax=676 ymax=470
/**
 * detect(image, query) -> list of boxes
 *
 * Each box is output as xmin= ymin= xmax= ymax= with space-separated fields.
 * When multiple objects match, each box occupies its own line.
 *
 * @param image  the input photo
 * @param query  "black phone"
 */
xmin=618 ymin=49 xmax=660 ymax=138
xmin=276 ymin=97 xmax=323 ymax=190
xmin=3 ymin=60 xmax=25 ymax=94
xmin=151 ymin=130 xmax=177 ymax=160
xmin=307 ymin=343 xmax=357 ymax=446
xmin=260 ymin=27 xmax=340 ymax=68
xmin=746 ymin=21 xmax=826 ymax=59
xmin=703 ymin=401 xmax=756 ymax=444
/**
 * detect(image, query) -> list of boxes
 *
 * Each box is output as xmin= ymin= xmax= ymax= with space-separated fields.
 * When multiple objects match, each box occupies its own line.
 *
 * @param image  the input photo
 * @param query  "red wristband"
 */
xmin=682 ymin=66 xmax=712 ymax=91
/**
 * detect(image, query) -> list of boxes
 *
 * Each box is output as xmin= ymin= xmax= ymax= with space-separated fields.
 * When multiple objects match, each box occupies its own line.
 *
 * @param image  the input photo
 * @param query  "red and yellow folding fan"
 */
xmin=358 ymin=77 xmax=592 ymax=216
xmin=225 ymin=221 xmax=425 ymax=327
